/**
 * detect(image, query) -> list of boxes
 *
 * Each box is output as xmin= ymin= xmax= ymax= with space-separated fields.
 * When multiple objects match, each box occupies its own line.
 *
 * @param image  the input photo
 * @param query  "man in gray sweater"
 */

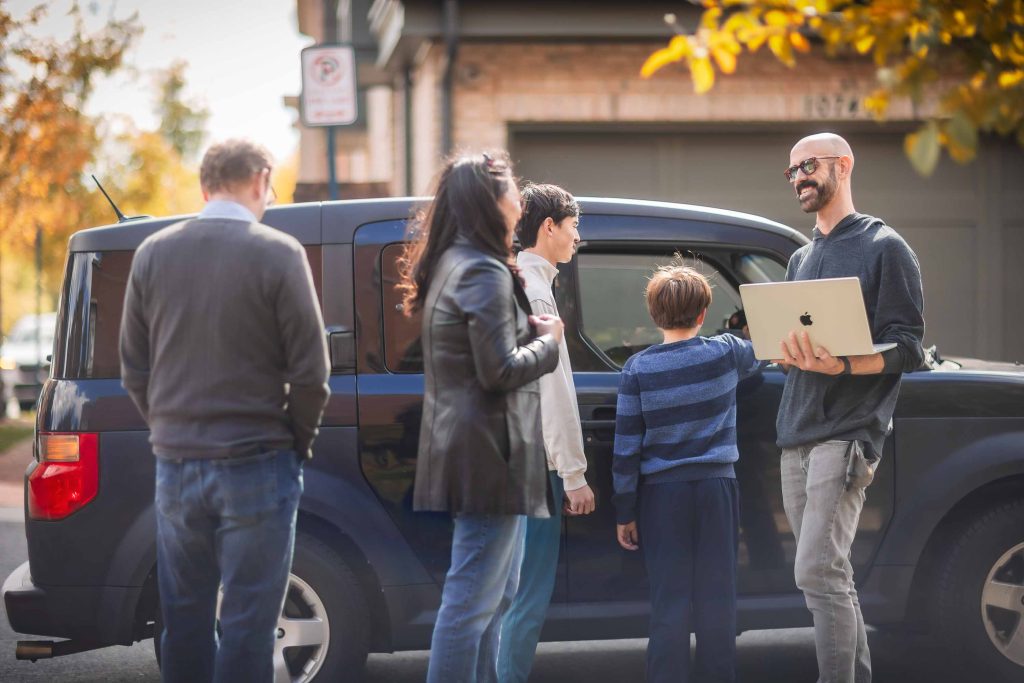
xmin=775 ymin=133 xmax=924 ymax=683
xmin=120 ymin=139 xmax=330 ymax=683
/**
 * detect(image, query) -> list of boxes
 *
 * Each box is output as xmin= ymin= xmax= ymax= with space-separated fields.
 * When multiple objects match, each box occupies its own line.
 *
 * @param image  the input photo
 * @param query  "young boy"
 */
xmin=612 ymin=265 xmax=763 ymax=683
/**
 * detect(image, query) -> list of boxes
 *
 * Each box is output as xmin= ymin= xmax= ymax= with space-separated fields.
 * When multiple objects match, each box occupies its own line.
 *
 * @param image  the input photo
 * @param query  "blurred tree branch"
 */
xmin=642 ymin=1 xmax=1024 ymax=175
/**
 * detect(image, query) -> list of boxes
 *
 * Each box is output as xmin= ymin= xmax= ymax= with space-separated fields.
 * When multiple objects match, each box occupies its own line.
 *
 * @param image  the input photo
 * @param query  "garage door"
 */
xmin=511 ymin=128 xmax=1024 ymax=363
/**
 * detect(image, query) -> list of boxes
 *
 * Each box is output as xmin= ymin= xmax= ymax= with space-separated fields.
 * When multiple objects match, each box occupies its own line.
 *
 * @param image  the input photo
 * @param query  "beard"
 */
xmin=796 ymin=164 xmax=838 ymax=213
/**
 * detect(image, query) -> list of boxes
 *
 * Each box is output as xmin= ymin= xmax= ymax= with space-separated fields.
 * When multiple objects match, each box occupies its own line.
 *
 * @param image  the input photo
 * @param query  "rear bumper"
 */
xmin=3 ymin=561 xmax=145 ymax=645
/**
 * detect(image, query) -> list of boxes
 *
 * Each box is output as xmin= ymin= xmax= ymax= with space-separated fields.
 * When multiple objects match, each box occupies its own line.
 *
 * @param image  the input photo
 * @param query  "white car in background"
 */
xmin=1 ymin=312 xmax=57 ymax=416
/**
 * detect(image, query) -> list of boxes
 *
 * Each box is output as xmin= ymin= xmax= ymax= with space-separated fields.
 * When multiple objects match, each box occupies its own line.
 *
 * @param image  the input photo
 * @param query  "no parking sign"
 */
xmin=300 ymin=45 xmax=358 ymax=127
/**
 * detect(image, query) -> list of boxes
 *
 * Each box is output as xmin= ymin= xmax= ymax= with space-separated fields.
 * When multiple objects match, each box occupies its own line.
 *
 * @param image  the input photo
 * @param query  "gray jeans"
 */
xmin=781 ymin=440 xmax=874 ymax=683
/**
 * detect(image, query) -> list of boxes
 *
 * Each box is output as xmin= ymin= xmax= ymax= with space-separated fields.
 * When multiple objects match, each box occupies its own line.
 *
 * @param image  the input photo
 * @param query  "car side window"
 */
xmin=381 ymin=243 xmax=423 ymax=373
xmin=574 ymin=251 xmax=743 ymax=368
xmin=88 ymin=251 xmax=134 ymax=378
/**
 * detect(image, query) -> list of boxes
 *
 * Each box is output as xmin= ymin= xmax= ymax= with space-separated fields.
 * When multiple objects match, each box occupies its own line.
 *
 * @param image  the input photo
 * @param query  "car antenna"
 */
xmin=91 ymin=175 xmax=147 ymax=223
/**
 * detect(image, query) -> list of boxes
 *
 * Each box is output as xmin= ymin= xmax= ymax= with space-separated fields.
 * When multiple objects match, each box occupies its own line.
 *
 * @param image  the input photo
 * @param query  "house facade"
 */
xmin=291 ymin=0 xmax=1024 ymax=363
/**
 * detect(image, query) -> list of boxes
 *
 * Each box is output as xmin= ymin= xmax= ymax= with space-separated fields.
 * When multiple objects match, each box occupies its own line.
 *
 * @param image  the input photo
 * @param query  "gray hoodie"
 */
xmin=775 ymin=213 xmax=925 ymax=458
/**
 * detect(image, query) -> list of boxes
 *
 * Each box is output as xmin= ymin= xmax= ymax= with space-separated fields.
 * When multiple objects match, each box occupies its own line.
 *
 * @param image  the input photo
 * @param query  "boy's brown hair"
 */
xmin=645 ymin=265 xmax=712 ymax=330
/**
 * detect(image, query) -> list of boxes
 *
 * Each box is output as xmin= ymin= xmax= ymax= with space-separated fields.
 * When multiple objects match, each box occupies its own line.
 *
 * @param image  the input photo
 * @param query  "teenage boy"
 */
xmin=612 ymin=265 xmax=763 ymax=683
xmin=498 ymin=183 xmax=596 ymax=683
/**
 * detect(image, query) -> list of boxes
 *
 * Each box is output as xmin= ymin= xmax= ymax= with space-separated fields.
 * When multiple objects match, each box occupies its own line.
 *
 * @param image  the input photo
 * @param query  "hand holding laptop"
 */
xmin=774 ymin=330 xmax=845 ymax=375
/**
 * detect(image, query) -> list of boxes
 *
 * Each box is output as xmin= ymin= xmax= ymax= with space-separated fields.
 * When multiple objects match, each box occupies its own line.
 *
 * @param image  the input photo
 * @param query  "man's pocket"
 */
xmin=844 ymin=440 xmax=878 ymax=490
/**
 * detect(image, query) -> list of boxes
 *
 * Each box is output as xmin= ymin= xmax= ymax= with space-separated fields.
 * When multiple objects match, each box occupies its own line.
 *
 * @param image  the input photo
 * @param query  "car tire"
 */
xmin=935 ymin=498 xmax=1024 ymax=682
xmin=152 ymin=532 xmax=372 ymax=682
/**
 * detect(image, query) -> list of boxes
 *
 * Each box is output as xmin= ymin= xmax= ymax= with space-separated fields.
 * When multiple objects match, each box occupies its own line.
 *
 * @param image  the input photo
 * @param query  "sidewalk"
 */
xmin=0 ymin=436 xmax=31 ymax=509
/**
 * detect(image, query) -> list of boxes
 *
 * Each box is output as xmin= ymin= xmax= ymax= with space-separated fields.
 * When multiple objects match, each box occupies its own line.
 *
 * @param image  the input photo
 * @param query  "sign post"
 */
xmin=300 ymin=45 xmax=358 ymax=201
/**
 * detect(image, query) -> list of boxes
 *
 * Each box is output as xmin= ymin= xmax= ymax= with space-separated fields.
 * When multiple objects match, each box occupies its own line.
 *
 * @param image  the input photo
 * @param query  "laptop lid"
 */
xmin=739 ymin=277 xmax=896 ymax=361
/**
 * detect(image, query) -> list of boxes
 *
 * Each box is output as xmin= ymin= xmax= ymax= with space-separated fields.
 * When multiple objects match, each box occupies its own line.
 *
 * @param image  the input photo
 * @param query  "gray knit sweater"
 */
xmin=775 ymin=213 xmax=925 ymax=458
xmin=120 ymin=213 xmax=330 ymax=460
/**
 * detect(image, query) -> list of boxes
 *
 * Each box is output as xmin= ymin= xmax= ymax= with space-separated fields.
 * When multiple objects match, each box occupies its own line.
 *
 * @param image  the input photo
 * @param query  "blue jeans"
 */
xmin=497 ymin=471 xmax=564 ymax=683
xmin=640 ymin=477 xmax=739 ymax=683
xmin=155 ymin=449 xmax=303 ymax=683
xmin=427 ymin=513 xmax=527 ymax=683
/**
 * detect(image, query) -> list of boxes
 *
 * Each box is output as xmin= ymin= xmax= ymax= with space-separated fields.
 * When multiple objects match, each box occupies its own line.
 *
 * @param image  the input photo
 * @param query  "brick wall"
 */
xmin=447 ymin=42 xmax=918 ymax=158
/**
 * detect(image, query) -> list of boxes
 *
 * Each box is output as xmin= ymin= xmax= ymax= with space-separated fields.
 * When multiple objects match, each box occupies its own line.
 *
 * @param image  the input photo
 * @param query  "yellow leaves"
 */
xmin=863 ymin=90 xmax=891 ymax=118
xmin=701 ymin=6 xmax=723 ymax=31
xmin=855 ymin=34 xmax=876 ymax=54
xmin=998 ymin=70 xmax=1024 ymax=88
xmin=690 ymin=57 xmax=716 ymax=94
xmin=905 ymin=121 xmax=941 ymax=176
xmin=639 ymin=0 xmax=1024 ymax=175
xmin=944 ymin=112 xmax=979 ymax=163
xmin=641 ymin=35 xmax=692 ymax=78
xmin=992 ymin=41 xmax=1024 ymax=67
xmin=711 ymin=45 xmax=738 ymax=73
xmin=746 ymin=28 xmax=770 ymax=52
xmin=769 ymin=34 xmax=796 ymax=66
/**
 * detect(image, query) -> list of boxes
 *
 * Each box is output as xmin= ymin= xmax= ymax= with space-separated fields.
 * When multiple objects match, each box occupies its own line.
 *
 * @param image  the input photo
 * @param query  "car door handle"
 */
xmin=580 ymin=407 xmax=616 ymax=441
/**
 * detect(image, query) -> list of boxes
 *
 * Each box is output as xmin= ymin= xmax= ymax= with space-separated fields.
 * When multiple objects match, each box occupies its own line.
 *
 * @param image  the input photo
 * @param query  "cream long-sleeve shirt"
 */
xmin=516 ymin=250 xmax=588 ymax=491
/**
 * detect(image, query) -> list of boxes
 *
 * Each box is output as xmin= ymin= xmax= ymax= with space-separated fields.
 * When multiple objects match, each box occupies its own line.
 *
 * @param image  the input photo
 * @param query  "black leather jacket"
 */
xmin=413 ymin=238 xmax=560 ymax=517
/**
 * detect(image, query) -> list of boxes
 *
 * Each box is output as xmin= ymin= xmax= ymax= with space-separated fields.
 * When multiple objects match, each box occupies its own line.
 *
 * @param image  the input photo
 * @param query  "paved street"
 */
xmin=0 ymin=503 xmax=964 ymax=683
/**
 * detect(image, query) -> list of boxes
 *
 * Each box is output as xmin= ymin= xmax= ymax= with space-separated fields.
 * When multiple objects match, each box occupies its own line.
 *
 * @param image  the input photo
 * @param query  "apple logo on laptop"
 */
xmin=800 ymin=312 xmax=813 ymax=326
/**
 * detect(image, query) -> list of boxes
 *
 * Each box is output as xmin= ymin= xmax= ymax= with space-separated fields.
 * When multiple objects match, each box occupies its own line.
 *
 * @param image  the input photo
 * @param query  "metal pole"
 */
xmin=327 ymin=126 xmax=339 ymax=200
xmin=324 ymin=0 xmax=340 ymax=202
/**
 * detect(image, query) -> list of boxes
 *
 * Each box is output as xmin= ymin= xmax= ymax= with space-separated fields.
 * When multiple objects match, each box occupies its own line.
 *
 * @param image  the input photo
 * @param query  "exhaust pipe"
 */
xmin=16 ymin=639 xmax=103 ymax=660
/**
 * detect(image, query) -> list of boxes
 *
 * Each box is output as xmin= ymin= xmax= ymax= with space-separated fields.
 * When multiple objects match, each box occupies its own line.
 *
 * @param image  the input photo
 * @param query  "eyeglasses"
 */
xmin=784 ymin=156 xmax=842 ymax=182
xmin=266 ymin=183 xmax=277 ymax=207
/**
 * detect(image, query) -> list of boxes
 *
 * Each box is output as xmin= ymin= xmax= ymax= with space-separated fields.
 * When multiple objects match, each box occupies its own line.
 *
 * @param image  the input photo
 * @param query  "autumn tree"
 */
xmin=642 ymin=0 xmax=1024 ymax=175
xmin=0 ymin=3 xmax=140 ymax=333
xmin=155 ymin=60 xmax=210 ymax=161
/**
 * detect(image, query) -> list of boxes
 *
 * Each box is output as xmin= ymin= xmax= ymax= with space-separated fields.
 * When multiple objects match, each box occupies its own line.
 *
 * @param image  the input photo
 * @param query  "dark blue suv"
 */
xmin=5 ymin=198 xmax=1024 ymax=682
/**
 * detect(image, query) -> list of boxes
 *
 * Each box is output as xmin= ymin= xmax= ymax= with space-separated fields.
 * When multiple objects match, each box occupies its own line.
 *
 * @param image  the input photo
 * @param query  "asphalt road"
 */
xmin=0 ymin=507 xmax=963 ymax=683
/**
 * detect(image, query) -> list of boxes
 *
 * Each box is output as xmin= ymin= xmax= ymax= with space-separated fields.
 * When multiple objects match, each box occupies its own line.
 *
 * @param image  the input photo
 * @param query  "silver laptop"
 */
xmin=739 ymin=277 xmax=896 ymax=361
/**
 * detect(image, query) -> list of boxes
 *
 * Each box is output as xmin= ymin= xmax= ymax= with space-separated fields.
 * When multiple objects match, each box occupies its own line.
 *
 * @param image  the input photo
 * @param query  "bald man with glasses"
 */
xmin=773 ymin=133 xmax=925 ymax=683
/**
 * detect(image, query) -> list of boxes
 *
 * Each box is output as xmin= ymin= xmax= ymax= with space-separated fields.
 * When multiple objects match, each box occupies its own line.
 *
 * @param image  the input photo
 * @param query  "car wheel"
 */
xmin=152 ymin=532 xmax=372 ymax=683
xmin=935 ymin=498 xmax=1024 ymax=681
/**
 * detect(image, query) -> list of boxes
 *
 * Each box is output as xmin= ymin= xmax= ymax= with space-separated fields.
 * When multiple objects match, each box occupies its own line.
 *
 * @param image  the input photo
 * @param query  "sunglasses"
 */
xmin=784 ymin=155 xmax=842 ymax=182
xmin=482 ymin=151 xmax=510 ymax=175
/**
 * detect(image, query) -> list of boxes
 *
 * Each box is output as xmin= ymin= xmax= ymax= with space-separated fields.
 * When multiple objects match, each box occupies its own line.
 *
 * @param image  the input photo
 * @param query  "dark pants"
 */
xmin=639 ymin=477 xmax=739 ymax=683
xmin=155 ymin=449 xmax=303 ymax=683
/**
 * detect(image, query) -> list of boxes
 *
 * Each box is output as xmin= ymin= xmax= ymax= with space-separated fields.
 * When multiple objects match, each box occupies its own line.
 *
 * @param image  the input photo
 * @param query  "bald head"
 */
xmin=788 ymin=133 xmax=856 ymax=219
xmin=791 ymin=133 xmax=853 ymax=162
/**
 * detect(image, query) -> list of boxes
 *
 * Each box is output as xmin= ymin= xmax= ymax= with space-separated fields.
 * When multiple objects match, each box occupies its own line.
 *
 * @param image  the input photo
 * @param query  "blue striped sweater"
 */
xmin=612 ymin=334 xmax=764 ymax=524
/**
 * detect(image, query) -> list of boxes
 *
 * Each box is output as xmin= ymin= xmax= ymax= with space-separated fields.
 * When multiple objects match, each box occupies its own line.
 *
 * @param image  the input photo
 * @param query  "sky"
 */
xmin=11 ymin=0 xmax=314 ymax=160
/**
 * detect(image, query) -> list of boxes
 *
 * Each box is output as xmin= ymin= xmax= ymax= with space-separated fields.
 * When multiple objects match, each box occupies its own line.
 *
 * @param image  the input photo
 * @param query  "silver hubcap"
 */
xmin=273 ymin=573 xmax=331 ymax=683
xmin=215 ymin=573 xmax=330 ymax=683
xmin=981 ymin=541 xmax=1024 ymax=667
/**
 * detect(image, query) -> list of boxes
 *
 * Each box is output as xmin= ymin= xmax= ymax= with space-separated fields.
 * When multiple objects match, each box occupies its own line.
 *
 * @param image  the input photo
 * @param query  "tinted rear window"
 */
xmin=55 ymin=247 xmax=323 ymax=380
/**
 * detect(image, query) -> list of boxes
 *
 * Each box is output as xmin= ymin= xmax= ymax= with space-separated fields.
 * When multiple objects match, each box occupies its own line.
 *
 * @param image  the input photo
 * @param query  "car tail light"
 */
xmin=28 ymin=433 xmax=99 ymax=520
